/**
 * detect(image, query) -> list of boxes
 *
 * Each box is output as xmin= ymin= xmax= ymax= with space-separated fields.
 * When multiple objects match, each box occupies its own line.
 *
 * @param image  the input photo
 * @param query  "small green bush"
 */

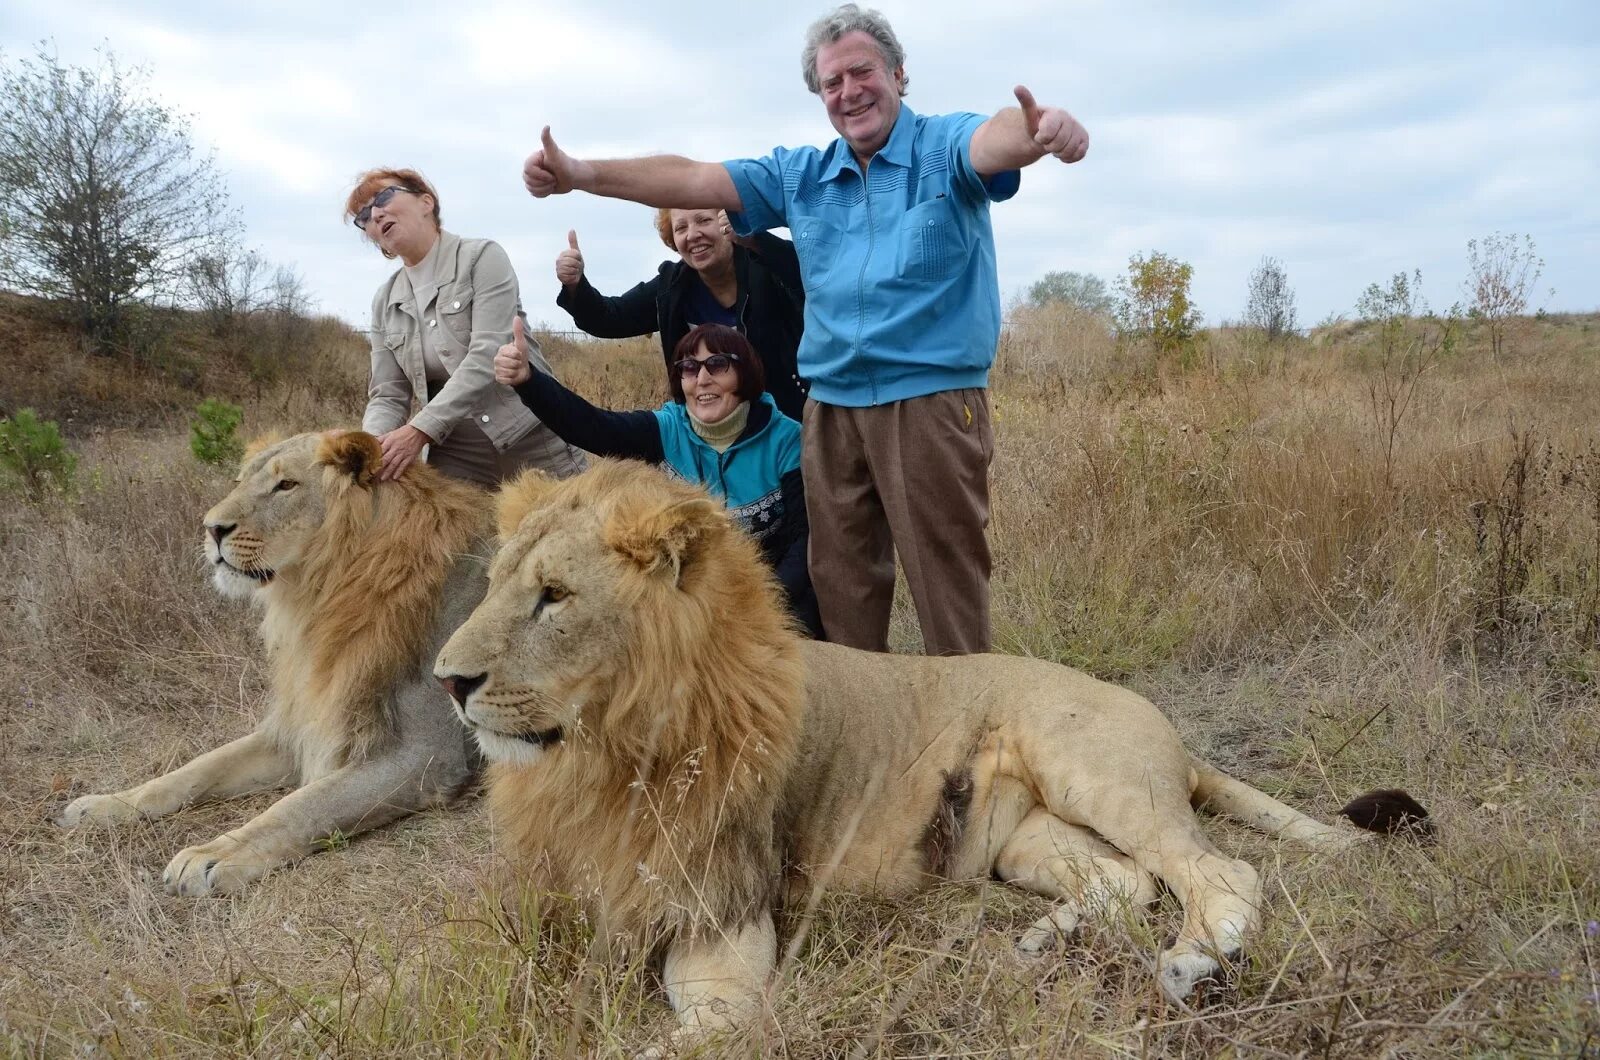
xmin=0 ymin=408 xmax=77 ymax=498
xmin=190 ymin=398 xmax=244 ymax=467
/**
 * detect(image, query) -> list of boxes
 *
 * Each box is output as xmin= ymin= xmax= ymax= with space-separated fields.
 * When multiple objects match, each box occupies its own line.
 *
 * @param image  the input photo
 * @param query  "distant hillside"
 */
xmin=0 ymin=292 xmax=369 ymax=436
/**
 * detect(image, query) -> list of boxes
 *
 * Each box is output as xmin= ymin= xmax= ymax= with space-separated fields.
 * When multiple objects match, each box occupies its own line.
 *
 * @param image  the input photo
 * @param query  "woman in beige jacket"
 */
xmin=345 ymin=167 xmax=585 ymax=484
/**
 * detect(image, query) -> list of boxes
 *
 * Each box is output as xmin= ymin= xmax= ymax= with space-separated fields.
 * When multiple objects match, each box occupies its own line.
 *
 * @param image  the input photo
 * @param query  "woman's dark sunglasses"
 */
xmin=354 ymin=186 xmax=409 ymax=230
xmin=674 ymin=353 xmax=740 ymax=378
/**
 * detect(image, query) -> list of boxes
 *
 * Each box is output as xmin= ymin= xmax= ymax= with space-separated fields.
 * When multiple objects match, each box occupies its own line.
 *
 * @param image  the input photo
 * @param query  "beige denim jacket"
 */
xmin=362 ymin=230 xmax=558 ymax=449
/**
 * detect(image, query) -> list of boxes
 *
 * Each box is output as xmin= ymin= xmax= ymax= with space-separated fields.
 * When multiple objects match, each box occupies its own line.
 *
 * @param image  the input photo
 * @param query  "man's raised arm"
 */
xmin=969 ymin=86 xmax=1089 ymax=180
xmin=523 ymin=126 xmax=743 ymax=211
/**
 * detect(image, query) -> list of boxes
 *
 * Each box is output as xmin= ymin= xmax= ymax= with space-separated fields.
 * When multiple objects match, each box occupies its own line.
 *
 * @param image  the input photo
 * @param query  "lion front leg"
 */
xmin=657 ymin=914 xmax=775 ymax=1046
xmin=60 ymin=730 xmax=294 ymax=828
xmin=162 ymin=749 xmax=463 ymax=896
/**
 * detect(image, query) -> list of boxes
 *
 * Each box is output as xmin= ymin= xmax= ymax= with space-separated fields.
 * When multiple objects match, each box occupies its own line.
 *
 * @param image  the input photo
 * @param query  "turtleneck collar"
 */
xmin=688 ymin=400 xmax=750 ymax=453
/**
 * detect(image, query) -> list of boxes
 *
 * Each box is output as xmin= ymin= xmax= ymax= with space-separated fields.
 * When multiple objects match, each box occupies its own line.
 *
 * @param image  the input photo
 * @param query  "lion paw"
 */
xmin=59 ymin=792 xmax=143 ymax=828
xmin=1155 ymin=940 xmax=1244 ymax=1002
xmin=1016 ymin=904 xmax=1085 ymax=956
xmin=161 ymin=837 xmax=271 ymax=897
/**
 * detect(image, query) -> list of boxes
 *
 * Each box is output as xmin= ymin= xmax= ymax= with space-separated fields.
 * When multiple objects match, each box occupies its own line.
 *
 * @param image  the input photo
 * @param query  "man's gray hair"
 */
xmin=801 ymin=4 xmax=909 ymax=96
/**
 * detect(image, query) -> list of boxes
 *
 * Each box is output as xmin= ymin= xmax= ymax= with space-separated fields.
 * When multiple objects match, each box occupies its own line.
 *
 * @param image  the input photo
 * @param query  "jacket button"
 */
xmin=480 ymin=415 xmax=490 ymax=423
xmin=428 ymin=319 xmax=437 ymax=327
xmin=451 ymin=300 xmax=461 ymax=309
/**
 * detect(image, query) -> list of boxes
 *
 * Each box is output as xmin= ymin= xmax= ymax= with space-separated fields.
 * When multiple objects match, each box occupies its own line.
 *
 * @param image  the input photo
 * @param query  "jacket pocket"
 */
xmin=897 ymin=197 xmax=963 ymax=282
xmin=793 ymin=220 xmax=843 ymax=289
xmin=439 ymin=286 xmax=474 ymax=343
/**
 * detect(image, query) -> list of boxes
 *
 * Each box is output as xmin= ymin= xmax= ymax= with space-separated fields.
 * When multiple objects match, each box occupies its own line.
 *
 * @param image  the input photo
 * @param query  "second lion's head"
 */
xmin=435 ymin=459 xmax=804 ymax=772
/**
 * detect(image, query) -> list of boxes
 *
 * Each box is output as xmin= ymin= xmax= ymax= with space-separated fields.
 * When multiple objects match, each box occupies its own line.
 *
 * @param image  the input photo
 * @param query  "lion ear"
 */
xmin=604 ymin=497 xmax=724 ymax=583
xmin=497 ymin=469 xmax=563 ymax=540
xmin=315 ymin=430 xmax=382 ymax=486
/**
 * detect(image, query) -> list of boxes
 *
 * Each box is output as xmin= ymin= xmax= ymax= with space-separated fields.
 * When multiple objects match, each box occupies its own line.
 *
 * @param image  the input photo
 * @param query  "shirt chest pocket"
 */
xmin=897 ymin=197 xmax=964 ymax=282
xmin=794 ymin=220 xmax=843 ymax=289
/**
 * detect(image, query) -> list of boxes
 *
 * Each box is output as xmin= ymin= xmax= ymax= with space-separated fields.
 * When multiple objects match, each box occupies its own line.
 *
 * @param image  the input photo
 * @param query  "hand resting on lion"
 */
xmin=434 ymin=459 xmax=1429 ymax=1041
xmin=60 ymin=431 xmax=490 ymax=896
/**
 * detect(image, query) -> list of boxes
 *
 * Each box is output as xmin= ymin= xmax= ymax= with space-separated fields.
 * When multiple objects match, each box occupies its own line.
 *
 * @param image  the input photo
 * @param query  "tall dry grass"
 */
xmin=1 ymin=309 xmax=1597 ymax=1056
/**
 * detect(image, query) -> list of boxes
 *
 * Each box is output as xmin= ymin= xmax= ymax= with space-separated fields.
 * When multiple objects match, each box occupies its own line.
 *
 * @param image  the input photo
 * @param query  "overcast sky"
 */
xmin=4 ymin=0 xmax=1596 ymax=332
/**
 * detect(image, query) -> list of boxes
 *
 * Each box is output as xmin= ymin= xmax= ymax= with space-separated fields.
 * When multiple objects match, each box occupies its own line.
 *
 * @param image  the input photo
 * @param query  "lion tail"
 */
xmin=1190 ymin=760 xmax=1431 ymax=851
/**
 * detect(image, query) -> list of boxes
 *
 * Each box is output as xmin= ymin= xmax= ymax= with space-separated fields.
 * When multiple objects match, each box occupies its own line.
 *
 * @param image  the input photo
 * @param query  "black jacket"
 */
xmin=555 ymin=232 xmax=809 ymax=420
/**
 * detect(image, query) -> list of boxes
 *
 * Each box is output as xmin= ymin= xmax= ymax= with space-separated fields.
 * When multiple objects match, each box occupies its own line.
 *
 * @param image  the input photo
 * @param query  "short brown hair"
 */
xmin=667 ymin=325 xmax=766 ymax=405
xmin=653 ymin=208 xmax=676 ymax=251
xmin=344 ymin=168 xmax=441 ymax=257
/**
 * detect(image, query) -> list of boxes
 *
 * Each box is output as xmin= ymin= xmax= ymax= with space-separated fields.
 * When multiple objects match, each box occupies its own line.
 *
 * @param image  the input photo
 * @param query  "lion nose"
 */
xmin=208 ymin=522 xmax=236 ymax=546
xmin=439 ymin=672 xmax=487 ymax=705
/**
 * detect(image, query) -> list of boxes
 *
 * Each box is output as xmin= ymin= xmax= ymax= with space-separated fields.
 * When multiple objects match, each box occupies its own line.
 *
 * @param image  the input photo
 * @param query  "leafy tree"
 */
xmin=1244 ymin=256 xmax=1298 ymax=344
xmin=1114 ymin=251 xmax=1201 ymax=359
xmin=0 ymin=45 xmax=232 ymax=352
xmin=1464 ymin=232 xmax=1545 ymax=361
xmin=1027 ymin=270 xmax=1115 ymax=316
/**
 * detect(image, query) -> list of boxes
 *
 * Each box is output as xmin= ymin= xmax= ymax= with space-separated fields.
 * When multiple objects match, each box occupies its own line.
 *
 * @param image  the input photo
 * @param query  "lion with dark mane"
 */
xmin=435 ymin=459 xmax=1426 ymax=1039
xmin=63 ymin=431 xmax=489 ymax=895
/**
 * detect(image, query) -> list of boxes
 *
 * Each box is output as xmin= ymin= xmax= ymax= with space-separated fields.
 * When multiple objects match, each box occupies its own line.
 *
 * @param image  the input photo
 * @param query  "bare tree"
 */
xmin=1244 ymin=256 xmax=1298 ymax=344
xmin=0 ymin=45 xmax=233 ymax=352
xmin=1356 ymin=270 xmax=1459 ymax=490
xmin=186 ymin=243 xmax=268 ymax=336
xmin=1464 ymin=232 xmax=1545 ymax=361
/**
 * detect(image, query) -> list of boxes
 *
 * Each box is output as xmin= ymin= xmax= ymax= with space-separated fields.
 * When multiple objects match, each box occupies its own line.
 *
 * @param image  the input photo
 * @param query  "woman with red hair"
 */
xmin=553 ymin=209 xmax=808 ymax=420
xmin=345 ymin=167 xmax=585 ymax=484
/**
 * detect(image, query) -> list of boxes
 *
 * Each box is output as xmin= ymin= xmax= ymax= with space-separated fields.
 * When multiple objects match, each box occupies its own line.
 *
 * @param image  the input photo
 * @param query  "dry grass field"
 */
xmin=2 ymin=296 xmax=1597 ymax=1057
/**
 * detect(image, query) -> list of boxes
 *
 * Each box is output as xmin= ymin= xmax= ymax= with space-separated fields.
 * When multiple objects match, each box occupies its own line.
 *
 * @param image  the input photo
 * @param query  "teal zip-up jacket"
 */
xmin=511 ymin=374 xmax=822 ymax=638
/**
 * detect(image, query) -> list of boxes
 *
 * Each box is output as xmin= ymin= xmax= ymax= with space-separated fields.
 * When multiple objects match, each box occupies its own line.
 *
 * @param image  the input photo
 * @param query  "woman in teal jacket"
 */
xmin=494 ymin=322 xmax=821 ymax=637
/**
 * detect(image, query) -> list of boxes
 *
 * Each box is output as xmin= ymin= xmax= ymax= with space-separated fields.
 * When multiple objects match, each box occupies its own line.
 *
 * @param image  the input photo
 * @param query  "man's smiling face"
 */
xmin=816 ymin=30 xmax=905 ymax=161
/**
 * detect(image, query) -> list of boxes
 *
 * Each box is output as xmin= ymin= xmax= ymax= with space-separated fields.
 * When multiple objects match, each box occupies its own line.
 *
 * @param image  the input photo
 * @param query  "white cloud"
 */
xmin=2 ymin=0 xmax=1596 ymax=334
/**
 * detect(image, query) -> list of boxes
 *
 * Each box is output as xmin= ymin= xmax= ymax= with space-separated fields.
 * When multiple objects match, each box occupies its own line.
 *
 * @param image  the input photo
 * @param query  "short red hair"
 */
xmin=344 ymin=168 xmax=441 ymax=256
xmin=654 ymin=208 xmax=676 ymax=251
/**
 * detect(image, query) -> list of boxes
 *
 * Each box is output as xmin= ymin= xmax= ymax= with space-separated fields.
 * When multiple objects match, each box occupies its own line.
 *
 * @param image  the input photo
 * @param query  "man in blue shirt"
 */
xmin=520 ymin=3 xmax=1088 ymax=655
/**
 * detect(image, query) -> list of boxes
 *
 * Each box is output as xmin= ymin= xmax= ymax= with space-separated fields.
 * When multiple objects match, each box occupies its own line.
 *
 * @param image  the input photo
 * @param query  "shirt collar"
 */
xmin=820 ymin=102 xmax=918 ymax=183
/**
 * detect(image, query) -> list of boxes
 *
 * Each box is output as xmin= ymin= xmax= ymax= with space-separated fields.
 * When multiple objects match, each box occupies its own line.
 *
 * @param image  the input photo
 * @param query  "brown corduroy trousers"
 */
xmin=802 ymin=388 xmax=993 ymax=656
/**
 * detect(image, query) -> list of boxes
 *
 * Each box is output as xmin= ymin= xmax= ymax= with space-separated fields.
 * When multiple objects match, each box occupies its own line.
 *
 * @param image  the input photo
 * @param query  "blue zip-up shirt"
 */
xmin=723 ymin=105 xmax=1020 ymax=407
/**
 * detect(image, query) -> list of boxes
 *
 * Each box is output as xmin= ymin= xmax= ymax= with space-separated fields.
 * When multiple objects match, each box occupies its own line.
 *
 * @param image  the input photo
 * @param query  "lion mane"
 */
xmin=257 ymin=432 xmax=489 ymax=766
xmin=436 ymin=459 xmax=1427 ymax=1040
xmin=477 ymin=459 xmax=803 ymax=944
xmin=63 ymin=431 xmax=490 ymax=896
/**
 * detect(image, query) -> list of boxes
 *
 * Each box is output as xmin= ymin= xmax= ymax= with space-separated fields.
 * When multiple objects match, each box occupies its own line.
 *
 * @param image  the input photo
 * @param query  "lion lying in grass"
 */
xmin=435 ymin=459 xmax=1426 ymax=1037
xmin=61 ymin=431 xmax=489 ymax=895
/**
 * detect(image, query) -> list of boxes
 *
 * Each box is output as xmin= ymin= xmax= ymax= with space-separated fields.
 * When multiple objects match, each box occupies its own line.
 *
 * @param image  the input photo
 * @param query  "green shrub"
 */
xmin=0 ymin=408 xmax=77 ymax=498
xmin=189 ymin=398 xmax=244 ymax=467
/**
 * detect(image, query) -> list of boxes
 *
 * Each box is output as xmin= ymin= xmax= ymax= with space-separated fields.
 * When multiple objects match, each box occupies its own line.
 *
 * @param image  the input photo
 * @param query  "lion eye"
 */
xmin=533 ymin=584 xmax=568 ymax=619
xmin=273 ymin=480 xmax=298 ymax=493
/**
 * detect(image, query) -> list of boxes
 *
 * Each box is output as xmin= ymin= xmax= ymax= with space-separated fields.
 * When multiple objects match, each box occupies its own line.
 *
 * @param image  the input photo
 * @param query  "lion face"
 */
xmin=434 ymin=504 xmax=635 ymax=766
xmin=202 ymin=432 xmax=379 ymax=600
xmin=435 ymin=461 xmax=750 ymax=770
